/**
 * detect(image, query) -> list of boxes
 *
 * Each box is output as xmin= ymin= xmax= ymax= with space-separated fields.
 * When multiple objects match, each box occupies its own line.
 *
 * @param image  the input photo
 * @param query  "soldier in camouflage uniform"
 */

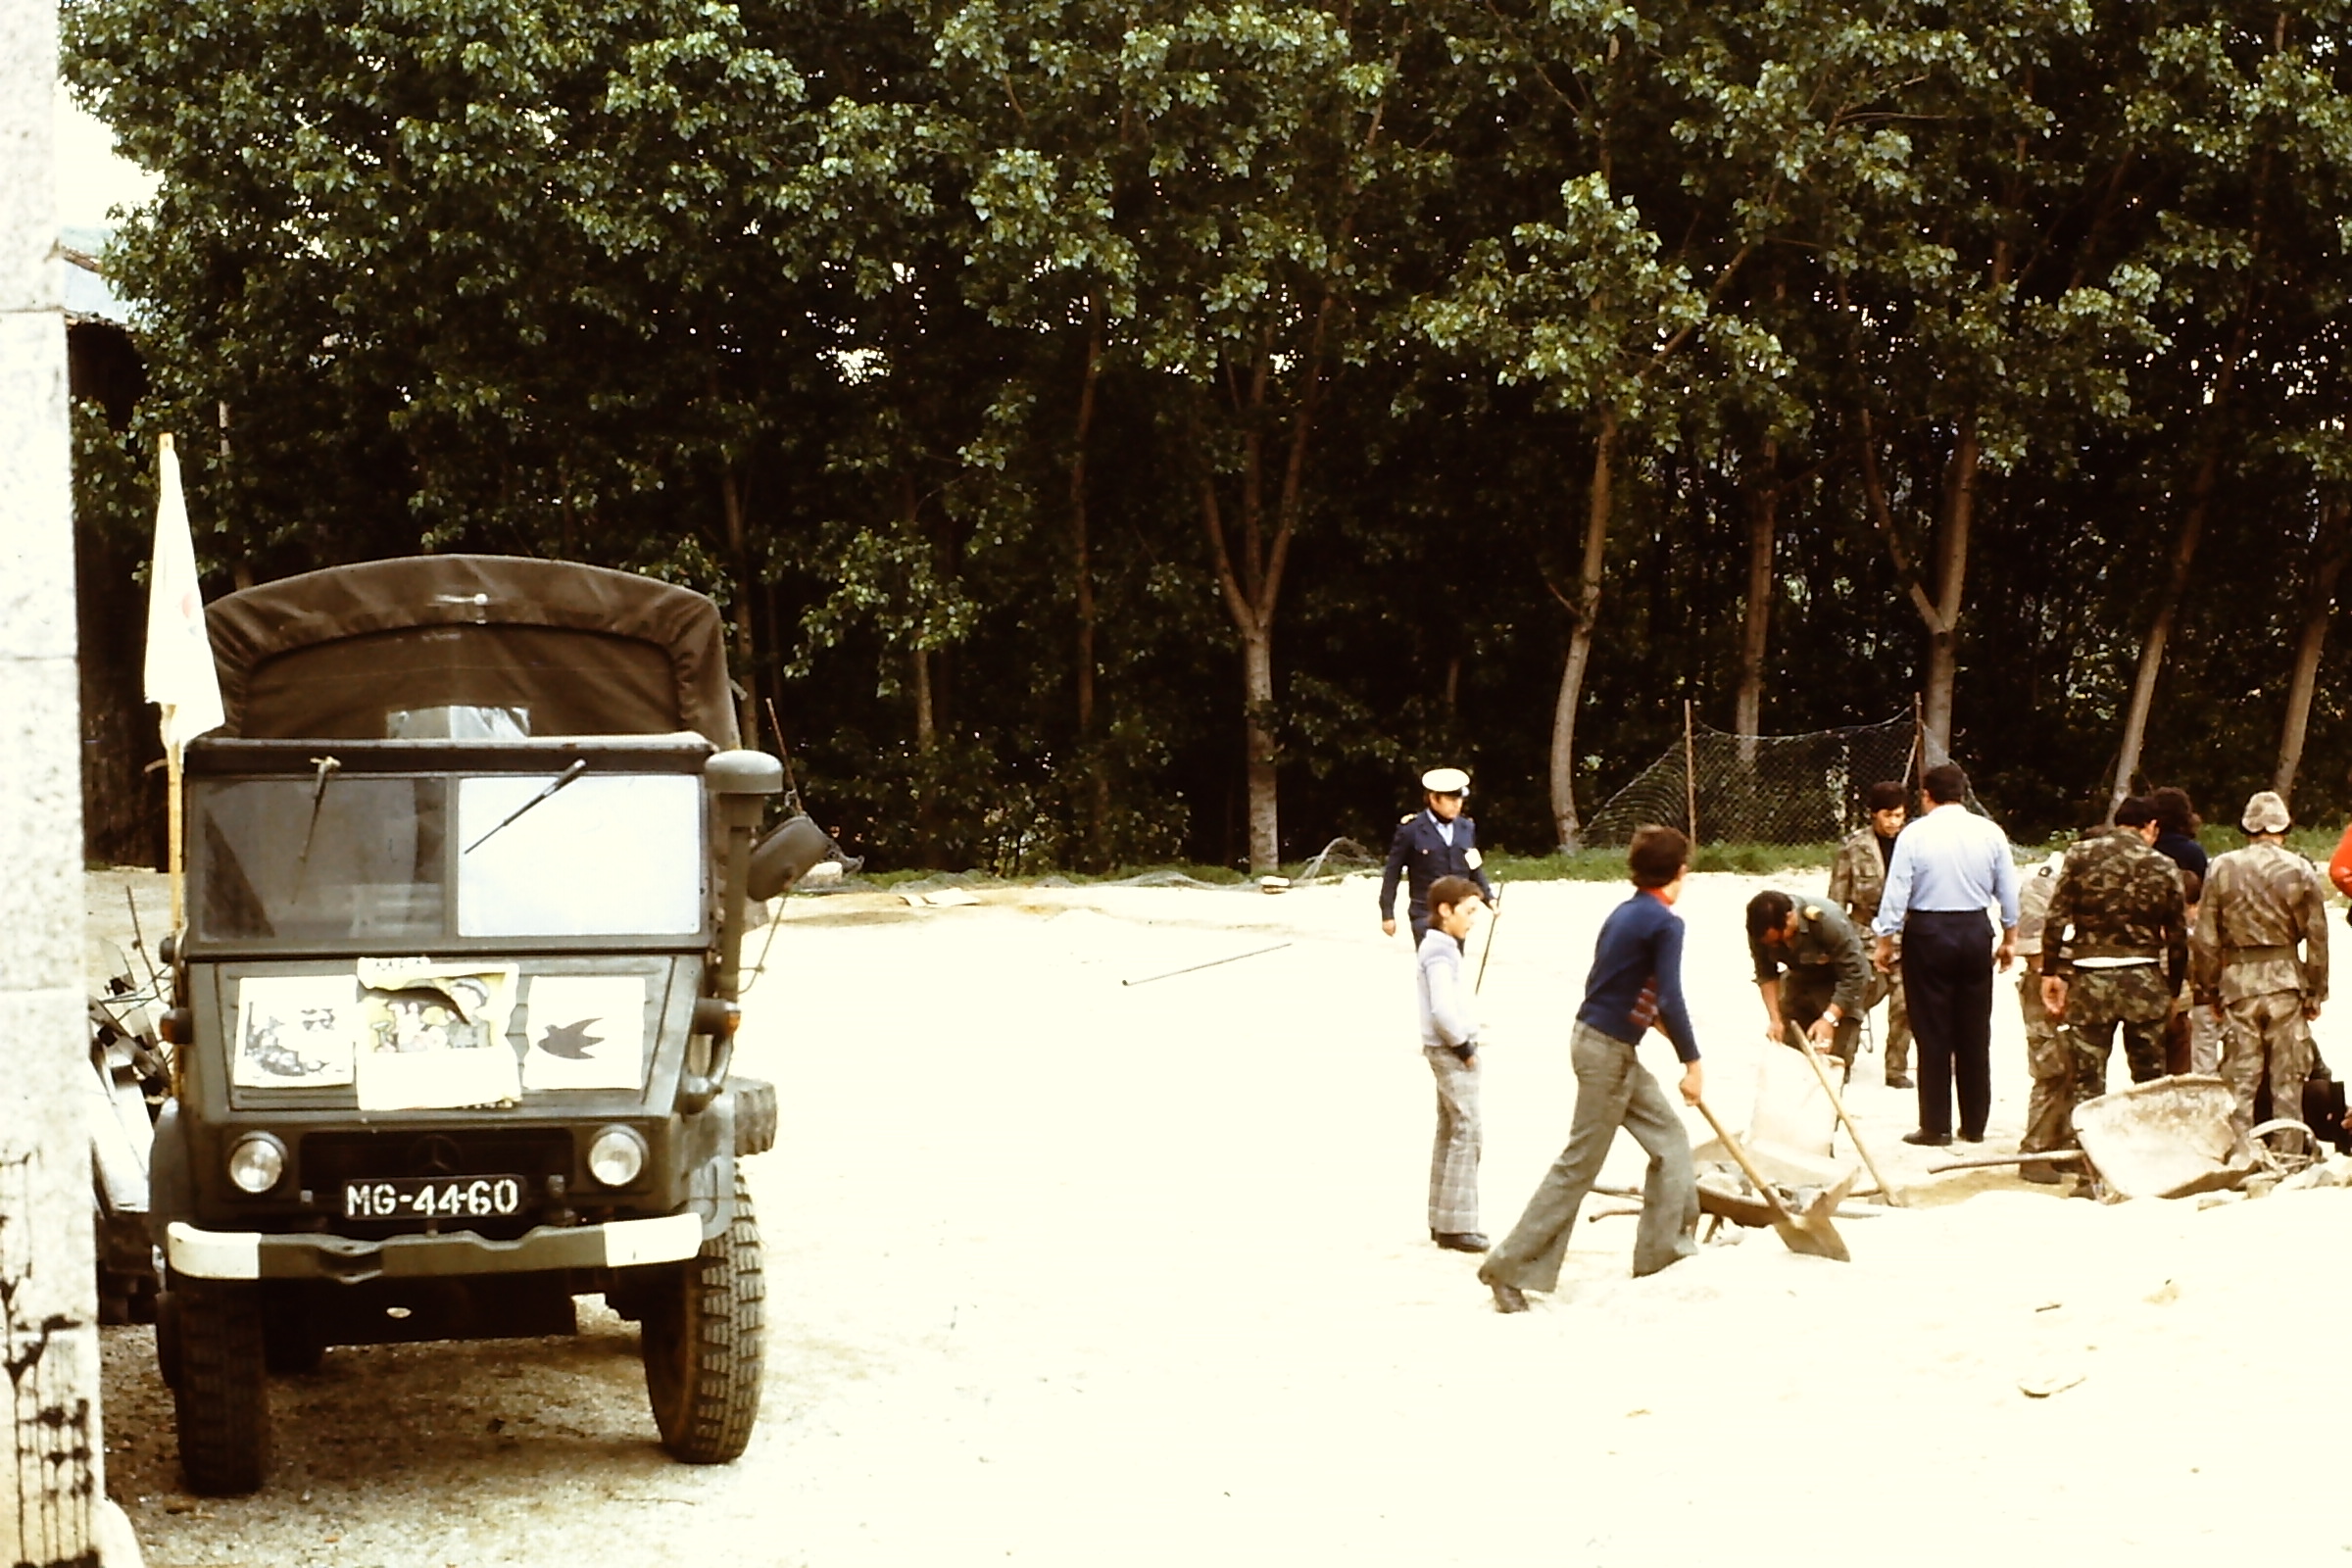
xmin=2040 ymin=797 xmax=2186 ymax=1121
xmin=1744 ymin=889 xmax=1871 ymax=1071
xmin=2011 ymin=851 xmax=2070 ymax=1182
xmin=1829 ymin=780 xmax=1914 ymax=1089
xmin=2190 ymin=790 xmax=2329 ymax=1139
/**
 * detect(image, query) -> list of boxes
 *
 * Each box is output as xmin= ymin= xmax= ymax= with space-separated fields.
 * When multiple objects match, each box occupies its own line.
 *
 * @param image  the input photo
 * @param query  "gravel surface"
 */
xmin=90 ymin=867 xmax=2352 ymax=1565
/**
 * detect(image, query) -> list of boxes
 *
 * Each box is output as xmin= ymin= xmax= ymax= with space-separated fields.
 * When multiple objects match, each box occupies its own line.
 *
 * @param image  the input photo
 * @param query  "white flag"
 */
xmin=143 ymin=434 xmax=225 ymax=751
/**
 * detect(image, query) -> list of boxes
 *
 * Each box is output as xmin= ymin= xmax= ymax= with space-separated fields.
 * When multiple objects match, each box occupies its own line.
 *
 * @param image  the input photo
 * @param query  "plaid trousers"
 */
xmin=1424 ymin=1045 xmax=1481 ymax=1233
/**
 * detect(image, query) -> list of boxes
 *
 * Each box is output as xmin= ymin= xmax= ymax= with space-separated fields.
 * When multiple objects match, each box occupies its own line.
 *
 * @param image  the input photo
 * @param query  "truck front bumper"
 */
xmin=166 ymin=1213 xmax=704 ymax=1282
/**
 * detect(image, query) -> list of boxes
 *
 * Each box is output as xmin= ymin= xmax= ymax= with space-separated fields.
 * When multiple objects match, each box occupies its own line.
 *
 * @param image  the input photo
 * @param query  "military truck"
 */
xmin=150 ymin=556 xmax=809 ymax=1494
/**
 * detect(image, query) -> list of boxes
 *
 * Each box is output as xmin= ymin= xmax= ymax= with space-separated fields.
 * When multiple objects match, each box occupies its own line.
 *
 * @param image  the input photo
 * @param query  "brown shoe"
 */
xmin=1489 ymin=1282 xmax=1529 ymax=1313
xmin=1433 ymin=1232 xmax=1490 ymax=1253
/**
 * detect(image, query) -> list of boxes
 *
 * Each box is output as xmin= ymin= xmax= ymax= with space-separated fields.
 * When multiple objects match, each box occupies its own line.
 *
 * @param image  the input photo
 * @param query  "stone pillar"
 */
xmin=0 ymin=3 xmax=138 ymax=1563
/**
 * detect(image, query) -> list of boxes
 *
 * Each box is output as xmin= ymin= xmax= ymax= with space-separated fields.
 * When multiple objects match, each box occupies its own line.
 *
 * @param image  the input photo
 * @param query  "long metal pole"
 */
xmin=1121 ymin=942 xmax=1292 ymax=987
xmin=1683 ymin=699 xmax=1699 ymax=845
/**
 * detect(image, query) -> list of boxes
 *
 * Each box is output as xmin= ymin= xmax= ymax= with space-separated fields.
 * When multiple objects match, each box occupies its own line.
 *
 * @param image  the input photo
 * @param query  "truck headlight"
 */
xmin=227 ymin=1134 xmax=287 ymax=1196
xmin=586 ymin=1126 xmax=647 ymax=1189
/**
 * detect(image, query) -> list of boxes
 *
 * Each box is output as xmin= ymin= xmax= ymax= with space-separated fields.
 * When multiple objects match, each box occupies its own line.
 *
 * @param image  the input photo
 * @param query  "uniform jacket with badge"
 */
xmin=1827 ymin=826 xmax=1897 ymax=928
xmin=1381 ymin=810 xmax=1495 ymax=929
xmin=2189 ymin=841 xmax=2329 ymax=1004
xmin=1747 ymin=901 xmax=1870 ymax=1014
xmin=2041 ymin=828 xmax=2188 ymax=985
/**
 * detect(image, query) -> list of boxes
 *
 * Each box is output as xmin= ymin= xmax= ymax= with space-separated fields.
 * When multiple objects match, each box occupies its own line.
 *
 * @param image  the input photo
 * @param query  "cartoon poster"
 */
xmin=232 ymin=975 xmax=360 ymax=1088
xmin=521 ymin=975 xmax=649 ymax=1092
xmin=353 ymin=958 xmax=521 ymax=1110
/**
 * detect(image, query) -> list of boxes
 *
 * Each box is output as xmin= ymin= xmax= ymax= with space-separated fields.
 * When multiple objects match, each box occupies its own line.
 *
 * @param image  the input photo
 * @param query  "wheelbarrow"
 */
xmin=1928 ymin=1074 xmax=2256 ymax=1200
xmin=1692 ymin=1098 xmax=1854 ymax=1259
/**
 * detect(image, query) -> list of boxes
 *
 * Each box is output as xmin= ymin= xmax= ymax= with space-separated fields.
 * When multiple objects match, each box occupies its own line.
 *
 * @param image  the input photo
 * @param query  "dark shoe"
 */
xmin=1957 ymin=1130 xmax=1985 ymax=1145
xmin=1433 ymin=1232 xmax=1490 ymax=1253
xmin=2019 ymin=1162 xmax=2063 ymax=1184
xmin=1886 ymin=1073 xmax=1914 ymax=1090
xmin=1489 ymin=1282 xmax=1529 ymax=1313
xmin=1900 ymin=1129 xmax=1952 ymax=1148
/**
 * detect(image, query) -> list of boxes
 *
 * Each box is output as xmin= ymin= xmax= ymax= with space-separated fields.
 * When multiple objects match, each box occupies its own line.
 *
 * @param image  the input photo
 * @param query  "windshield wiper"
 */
xmin=464 ymin=759 xmax=588 ymax=854
xmin=295 ymin=756 xmax=341 ymax=868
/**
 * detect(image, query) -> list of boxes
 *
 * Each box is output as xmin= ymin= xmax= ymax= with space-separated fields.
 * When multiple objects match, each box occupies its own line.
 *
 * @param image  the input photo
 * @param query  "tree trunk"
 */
xmin=1550 ymin=409 xmax=1616 ymax=851
xmin=1918 ymin=416 xmax=1980 ymax=758
xmin=1241 ymin=628 xmax=1279 ymax=871
xmin=2104 ymin=445 xmax=2222 ymax=819
xmin=1198 ymin=326 xmax=1327 ymax=872
xmin=911 ymin=647 xmax=936 ymax=752
xmin=1735 ymin=436 xmax=1779 ymax=760
xmin=2276 ymin=496 xmax=2351 ymax=803
xmin=1070 ymin=325 xmax=1107 ymax=867
xmin=719 ymin=463 xmax=758 ymax=747
xmin=1072 ymin=325 xmax=1101 ymax=742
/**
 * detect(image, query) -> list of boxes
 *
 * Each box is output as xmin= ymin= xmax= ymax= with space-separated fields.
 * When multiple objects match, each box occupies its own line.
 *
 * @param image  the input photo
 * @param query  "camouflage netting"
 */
xmin=1581 ymin=712 xmax=1966 ymax=848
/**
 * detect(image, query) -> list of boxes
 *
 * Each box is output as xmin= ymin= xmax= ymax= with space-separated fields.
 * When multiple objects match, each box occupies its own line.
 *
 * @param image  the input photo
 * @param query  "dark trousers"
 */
xmin=1900 ymin=909 xmax=1994 ymax=1138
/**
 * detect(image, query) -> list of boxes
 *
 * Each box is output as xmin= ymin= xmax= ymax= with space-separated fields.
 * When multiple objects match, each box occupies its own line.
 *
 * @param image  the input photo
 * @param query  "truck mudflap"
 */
xmin=166 ymin=1210 xmax=710 ymax=1282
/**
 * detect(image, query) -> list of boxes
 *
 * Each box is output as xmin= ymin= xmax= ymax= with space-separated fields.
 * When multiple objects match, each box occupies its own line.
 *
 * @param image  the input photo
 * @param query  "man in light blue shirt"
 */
xmin=1868 ymin=763 xmax=2019 ymax=1146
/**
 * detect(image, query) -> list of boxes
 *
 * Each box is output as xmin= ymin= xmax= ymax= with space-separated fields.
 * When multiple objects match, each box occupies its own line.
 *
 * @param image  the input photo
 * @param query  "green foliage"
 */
xmin=61 ymin=0 xmax=2352 ymax=871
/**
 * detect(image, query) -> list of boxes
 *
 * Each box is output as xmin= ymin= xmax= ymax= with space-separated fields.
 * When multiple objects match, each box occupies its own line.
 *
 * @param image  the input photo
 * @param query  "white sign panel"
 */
xmin=522 ymin=975 xmax=650 ymax=1092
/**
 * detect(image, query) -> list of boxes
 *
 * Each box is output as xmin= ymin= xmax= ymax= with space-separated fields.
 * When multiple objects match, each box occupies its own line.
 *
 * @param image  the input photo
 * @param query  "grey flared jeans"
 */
xmin=1479 ymin=1021 xmax=1699 ymax=1293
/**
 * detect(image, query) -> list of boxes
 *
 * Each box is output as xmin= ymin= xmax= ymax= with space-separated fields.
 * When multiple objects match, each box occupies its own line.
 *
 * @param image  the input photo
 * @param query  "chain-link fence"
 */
xmin=1582 ymin=712 xmax=1965 ymax=847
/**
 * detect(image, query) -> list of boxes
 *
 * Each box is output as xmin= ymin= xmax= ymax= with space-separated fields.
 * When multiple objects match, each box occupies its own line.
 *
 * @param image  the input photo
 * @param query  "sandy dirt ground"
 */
xmin=85 ymin=865 xmax=2352 ymax=1565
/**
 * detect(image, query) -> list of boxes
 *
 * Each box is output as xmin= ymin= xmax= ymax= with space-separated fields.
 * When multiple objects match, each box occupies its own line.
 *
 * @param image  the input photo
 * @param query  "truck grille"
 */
xmin=299 ymin=1128 xmax=575 ymax=1189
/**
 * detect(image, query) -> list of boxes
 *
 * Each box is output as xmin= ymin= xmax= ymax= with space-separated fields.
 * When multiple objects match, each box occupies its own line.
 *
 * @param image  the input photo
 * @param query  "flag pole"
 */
xmin=164 ymin=704 xmax=184 ymax=928
xmin=145 ymin=428 xmax=220 ymax=932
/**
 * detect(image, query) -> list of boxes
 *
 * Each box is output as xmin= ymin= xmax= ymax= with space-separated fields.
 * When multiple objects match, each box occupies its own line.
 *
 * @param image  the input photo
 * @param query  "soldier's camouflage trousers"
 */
xmin=1866 ymin=961 xmax=1910 ymax=1076
xmin=2018 ymin=970 xmax=2071 ymax=1156
xmin=2064 ymin=963 xmax=2173 ymax=1109
xmin=2218 ymin=990 xmax=2314 ymax=1139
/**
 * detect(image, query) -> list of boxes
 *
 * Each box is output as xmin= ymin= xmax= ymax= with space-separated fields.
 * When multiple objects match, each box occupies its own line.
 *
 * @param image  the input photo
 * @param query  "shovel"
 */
xmin=1692 ymin=1097 xmax=1853 ymax=1261
xmin=1786 ymin=1022 xmax=1907 ymax=1207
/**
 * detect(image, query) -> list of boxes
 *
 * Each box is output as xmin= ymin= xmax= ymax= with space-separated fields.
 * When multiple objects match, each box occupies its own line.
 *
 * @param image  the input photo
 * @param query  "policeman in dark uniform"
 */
xmin=1381 ymin=767 xmax=1496 ymax=943
xmin=1744 ymin=888 xmax=1871 ymax=1071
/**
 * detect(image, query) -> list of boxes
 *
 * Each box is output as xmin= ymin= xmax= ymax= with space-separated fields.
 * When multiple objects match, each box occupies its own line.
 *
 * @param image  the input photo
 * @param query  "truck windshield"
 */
xmin=193 ymin=772 xmax=703 ymax=943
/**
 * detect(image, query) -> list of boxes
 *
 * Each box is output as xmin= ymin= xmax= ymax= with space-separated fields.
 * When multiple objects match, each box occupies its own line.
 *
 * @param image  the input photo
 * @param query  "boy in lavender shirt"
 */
xmin=1480 ymin=826 xmax=1703 ymax=1312
xmin=1419 ymin=875 xmax=1490 ymax=1251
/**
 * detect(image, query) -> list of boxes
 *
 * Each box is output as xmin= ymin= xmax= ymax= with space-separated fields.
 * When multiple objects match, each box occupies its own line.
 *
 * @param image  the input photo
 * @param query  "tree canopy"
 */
xmin=64 ymin=0 xmax=2352 ymax=867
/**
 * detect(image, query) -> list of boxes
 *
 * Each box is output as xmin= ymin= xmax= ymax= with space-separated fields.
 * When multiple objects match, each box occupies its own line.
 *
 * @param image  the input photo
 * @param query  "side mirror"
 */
xmin=747 ymin=815 xmax=834 ymax=902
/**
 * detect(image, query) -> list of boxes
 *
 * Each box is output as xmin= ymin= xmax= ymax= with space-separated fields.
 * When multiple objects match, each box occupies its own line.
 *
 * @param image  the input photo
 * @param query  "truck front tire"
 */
xmin=641 ymin=1170 xmax=763 ymax=1463
xmin=171 ymin=1278 xmax=272 ymax=1494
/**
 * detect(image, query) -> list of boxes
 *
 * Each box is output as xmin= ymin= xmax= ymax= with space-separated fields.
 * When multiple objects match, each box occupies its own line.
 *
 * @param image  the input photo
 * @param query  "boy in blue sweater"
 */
xmin=1479 ymin=825 xmax=1703 ymax=1312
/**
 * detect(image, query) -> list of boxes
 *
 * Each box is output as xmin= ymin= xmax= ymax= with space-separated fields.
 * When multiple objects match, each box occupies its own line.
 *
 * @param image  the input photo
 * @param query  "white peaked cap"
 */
xmin=1421 ymin=767 xmax=1470 ymax=795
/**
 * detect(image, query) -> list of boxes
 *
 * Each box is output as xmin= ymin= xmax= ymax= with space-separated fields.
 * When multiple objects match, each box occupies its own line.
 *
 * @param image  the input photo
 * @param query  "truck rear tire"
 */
xmin=732 ymin=1077 xmax=777 ymax=1156
xmin=172 ymin=1279 xmax=272 ymax=1494
xmin=641 ymin=1170 xmax=763 ymax=1463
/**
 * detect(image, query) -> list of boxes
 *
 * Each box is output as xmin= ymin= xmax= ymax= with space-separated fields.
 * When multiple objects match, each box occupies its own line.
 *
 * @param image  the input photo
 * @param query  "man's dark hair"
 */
xmin=1922 ymin=763 xmax=1968 ymax=805
xmin=2114 ymin=796 xmax=2159 ymax=829
xmin=1745 ymin=889 xmax=1795 ymax=946
xmin=2151 ymin=786 xmax=2199 ymax=838
xmin=1427 ymin=875 xmax=1482 ymax=920
xmin=1865 ymin=780 xmax=1909 ymax=813
xmin=1628 ymin=825 xmax=1689 ymax=888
